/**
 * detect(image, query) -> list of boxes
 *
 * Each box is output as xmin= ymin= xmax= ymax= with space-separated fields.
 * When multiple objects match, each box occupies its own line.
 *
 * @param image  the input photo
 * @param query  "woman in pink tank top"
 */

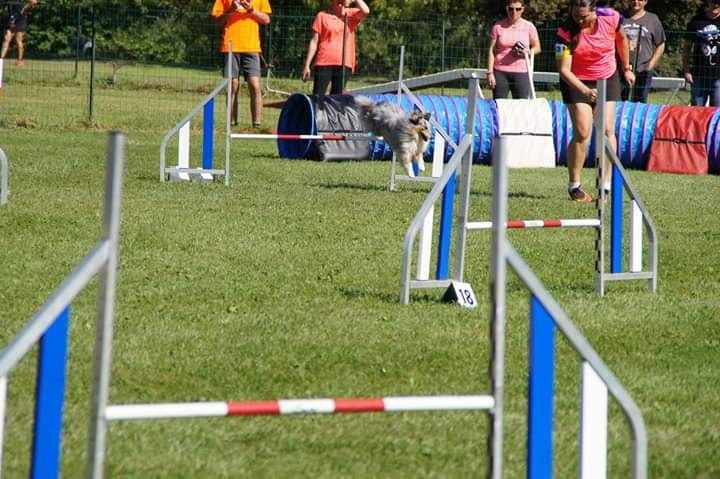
xmin=555 ymin=0 xmax=635 ymax=202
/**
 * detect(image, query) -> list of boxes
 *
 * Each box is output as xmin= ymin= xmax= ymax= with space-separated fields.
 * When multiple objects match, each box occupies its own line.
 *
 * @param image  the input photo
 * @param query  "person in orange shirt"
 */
xmin=211 ymin=0 xmax=271 ymax=128
xmin=302 ymin=0 xmax=369 ymax=95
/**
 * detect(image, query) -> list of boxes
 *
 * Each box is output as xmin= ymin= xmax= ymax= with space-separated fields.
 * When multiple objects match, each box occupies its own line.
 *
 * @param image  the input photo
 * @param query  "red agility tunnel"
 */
xmin=647 ymin=105 xmax=715 ymax=175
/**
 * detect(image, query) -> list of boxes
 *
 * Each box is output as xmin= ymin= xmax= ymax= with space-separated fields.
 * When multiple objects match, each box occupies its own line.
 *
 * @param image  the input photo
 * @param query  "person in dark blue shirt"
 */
xmin=683 ymin=0 xmax=720 ymax=106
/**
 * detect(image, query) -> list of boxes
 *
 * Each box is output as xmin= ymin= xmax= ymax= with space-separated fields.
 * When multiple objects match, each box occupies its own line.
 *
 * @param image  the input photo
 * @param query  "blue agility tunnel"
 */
xmin=277 ymin=93 xmax=497 ymax=164
xmin=278 ymin=93 xmax=716 ymax=174
xmin=277 ymin=93 xmax=316 ymax=159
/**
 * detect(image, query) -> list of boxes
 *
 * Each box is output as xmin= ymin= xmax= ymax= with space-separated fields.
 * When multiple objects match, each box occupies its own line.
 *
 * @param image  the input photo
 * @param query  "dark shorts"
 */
xmin=560 ymin=70 xmax=621 ymax=104
xmin=223 ymin=53 xmax=261 ymax=80
xmin=7 ymin=13 xmax=28 ymax=33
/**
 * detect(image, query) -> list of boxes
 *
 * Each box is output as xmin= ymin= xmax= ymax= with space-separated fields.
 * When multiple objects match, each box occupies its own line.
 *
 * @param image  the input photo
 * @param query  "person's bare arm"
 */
xmin=557 ymin=48 xmax=596 ymax=101
xmin=616 ymin=28 xmax=635 ymax=87
xmin=487 ymin=37 xmax=497 ymax=89
xmin=20 ymin=0 xmax=38 ymax=15
xmin=302 ymin=32 xmax=319 ymax=81
xmin=353 ymin=0 xmax=369 ymax=16
xmin=648 ymin=42 xmax=665 ymax=71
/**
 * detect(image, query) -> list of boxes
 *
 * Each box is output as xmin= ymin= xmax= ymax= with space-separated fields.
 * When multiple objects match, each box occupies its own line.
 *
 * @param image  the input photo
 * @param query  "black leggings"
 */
xmin=313 ymin=65 xmax=352 ymax=95
xmin=492 ymin=70 xmax=531 ymax=99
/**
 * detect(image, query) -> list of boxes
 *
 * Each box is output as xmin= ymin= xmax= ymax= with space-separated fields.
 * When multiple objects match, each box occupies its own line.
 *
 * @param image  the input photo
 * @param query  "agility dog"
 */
xmin=354 ymin=96 xmax=432 ymax=177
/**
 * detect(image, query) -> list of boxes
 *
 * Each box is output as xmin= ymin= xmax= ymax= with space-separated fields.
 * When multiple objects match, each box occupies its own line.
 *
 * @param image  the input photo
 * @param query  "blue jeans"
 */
xmin=690 ymin=77 xmax=720 ymax=106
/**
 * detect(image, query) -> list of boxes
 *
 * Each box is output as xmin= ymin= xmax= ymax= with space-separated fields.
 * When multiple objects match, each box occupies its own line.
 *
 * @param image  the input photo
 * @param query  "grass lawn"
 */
xmin=0 ymin=67 xmax=719 ymax=477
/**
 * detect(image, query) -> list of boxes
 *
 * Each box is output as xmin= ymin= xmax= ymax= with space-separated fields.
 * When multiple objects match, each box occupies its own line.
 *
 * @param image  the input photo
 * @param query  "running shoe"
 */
xmin=568 ymin=186 xmax=593 ymax=203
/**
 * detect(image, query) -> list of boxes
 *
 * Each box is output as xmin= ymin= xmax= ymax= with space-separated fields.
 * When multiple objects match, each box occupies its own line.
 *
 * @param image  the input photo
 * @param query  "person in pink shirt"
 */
xmin=302 ymin=0 xmax=369 ymax=95
xmin=487 ymin=0 xmax=541 ymax=99
xmin=555 ymin=0 xmax=635 ymax=202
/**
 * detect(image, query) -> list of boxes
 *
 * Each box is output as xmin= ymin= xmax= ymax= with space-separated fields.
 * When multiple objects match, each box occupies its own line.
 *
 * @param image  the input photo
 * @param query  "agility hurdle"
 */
xmin=160 ymin=50 xmax=232 ymax=185
xmin=0 ymin=146 xmax=8 ymax=205
xmin=488 ymin=129 xmax=647 ymax=478
xmin=0 ymin=133 xmax=124 ymax=479
xmin=400 ymin=78 xmax=658 ymax=304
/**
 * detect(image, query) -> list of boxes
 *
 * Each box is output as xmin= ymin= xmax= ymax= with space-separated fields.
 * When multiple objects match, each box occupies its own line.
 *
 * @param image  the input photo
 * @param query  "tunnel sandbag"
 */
xmin=277 ymin=93 xmax=370 ymax=161
xmin=647 ymin=105 xmax=714 ymax=175
xmin=364 ymin=94 xmax=498 ymax=164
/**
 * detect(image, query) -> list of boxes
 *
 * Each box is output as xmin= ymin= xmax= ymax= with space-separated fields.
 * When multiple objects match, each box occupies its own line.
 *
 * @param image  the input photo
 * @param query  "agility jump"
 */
xmin=400 ymin=75 xmax=658 ymax=303
xmin=1 ymin=96 xmax=648 ymax=477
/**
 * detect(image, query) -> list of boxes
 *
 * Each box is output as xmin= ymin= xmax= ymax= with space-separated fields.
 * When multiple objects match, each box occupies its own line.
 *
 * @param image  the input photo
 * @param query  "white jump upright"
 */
xmin=0 ymin=147 xmax=8 ymax=205
xmin=416 ymin=135 xmax=446 ymax=280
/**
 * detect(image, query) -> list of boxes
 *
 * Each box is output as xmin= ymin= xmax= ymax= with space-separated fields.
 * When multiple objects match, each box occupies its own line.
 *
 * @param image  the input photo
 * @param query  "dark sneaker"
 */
xmin=569 ymin=187 xmax=593 ymax=203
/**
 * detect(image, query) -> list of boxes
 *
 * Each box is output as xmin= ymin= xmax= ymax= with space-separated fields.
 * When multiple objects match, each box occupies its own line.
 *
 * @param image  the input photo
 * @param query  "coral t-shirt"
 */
xmin=555 ymin=8 xmax=622 ymax=80
xmin=490 ymin=18 xmax=539 ymax=73
xmin=211 ymin=0 xmax=272 ymax=53
xmin=311 ymin=9 xmax=367 ymax=72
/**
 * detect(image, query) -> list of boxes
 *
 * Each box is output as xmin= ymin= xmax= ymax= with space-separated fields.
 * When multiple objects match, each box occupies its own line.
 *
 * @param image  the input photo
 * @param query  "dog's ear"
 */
xmin=423 ymin=112 xmax=431 ymax=121
xmin=408 ymin=110 xmax=423 ymax=124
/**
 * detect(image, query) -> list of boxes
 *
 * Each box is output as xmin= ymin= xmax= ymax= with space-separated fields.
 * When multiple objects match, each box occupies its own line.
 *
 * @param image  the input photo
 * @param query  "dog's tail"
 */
xmin=353 ymin=95 xmax=374 ymax=109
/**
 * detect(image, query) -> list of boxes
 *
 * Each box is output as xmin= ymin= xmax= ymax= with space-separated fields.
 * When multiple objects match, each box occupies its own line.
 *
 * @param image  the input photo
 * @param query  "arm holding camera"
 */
xmin=352 ymin=0 xmax=370 ymax=16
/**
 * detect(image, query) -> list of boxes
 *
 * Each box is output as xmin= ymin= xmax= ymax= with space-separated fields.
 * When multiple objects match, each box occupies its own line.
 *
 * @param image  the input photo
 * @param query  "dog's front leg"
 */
xmin=397 ymin=152 xmax=415 ymax=177
xmin=415 ymin=150 xmax=425 ymax=173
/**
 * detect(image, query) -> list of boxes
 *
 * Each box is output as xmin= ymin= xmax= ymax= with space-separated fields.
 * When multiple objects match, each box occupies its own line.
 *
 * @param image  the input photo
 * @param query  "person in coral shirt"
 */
xmin=211 ymin=0 xmax=271 ymax=128
xmin=302 ymin=0 xmax=370 ymax=95
xmin=555 ymin=0 xmax=635 ymax=203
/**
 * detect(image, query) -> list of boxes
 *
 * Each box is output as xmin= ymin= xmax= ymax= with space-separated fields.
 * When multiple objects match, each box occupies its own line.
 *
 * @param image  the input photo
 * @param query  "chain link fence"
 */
xmin=0 ymin=4 xmax=692 ymax=131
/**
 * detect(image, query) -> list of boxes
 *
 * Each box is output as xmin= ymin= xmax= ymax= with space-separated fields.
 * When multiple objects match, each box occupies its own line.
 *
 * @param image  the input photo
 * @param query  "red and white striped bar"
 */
xmin=466 ymin=219 xmax=601 ymax=231
xmin=105 ymin=395 xmax=494 ymax=421
xmin=229 ymin=133 xmax=379 ymax=141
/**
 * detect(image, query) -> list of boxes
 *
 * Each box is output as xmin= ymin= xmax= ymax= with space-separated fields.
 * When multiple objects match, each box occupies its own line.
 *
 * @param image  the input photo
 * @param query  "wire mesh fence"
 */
xmin=0 ymin=4 xmax=693 ymax=132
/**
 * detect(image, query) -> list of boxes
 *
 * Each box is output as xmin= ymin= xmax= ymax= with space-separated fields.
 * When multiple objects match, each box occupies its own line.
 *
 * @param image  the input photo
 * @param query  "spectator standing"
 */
xmin=1 ymin=0 xmax=38 ymax=66
xmin=555 ymin=0 xmax=635 ymax=202
xmin=619 ymin=0 xmax=665 ymax=103
xmin=302 ymin=0 xmax=370 ymax=95
xmin=211 ymin=0 xmax=271 ymax=128
xmin=486 ymin=0 xmax=541 ymax=99
xmin=683 ymin=0 xmax=720 ymax=107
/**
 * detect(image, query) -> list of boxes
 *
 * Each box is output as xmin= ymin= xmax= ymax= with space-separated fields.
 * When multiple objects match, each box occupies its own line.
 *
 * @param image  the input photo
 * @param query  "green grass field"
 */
xmin=1 ymin=66 xmax=719 ymax=477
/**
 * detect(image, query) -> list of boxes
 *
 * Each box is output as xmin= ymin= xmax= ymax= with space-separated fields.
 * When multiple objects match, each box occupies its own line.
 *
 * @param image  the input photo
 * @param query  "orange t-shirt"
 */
xmin=311 ymin=9 xmax=366 ymax=72
xmin=211 ymin=0 xmax=272 ymax=53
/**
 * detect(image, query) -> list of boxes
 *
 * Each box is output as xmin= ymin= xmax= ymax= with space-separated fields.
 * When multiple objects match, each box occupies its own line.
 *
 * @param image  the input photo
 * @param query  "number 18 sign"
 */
xmin=442 ymin=281 xmax=478 ymax=309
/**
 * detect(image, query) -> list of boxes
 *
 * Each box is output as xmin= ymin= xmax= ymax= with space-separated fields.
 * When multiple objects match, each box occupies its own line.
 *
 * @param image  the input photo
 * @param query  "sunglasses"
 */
xmin=507 ymin=7 xmax=523 ymax=11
